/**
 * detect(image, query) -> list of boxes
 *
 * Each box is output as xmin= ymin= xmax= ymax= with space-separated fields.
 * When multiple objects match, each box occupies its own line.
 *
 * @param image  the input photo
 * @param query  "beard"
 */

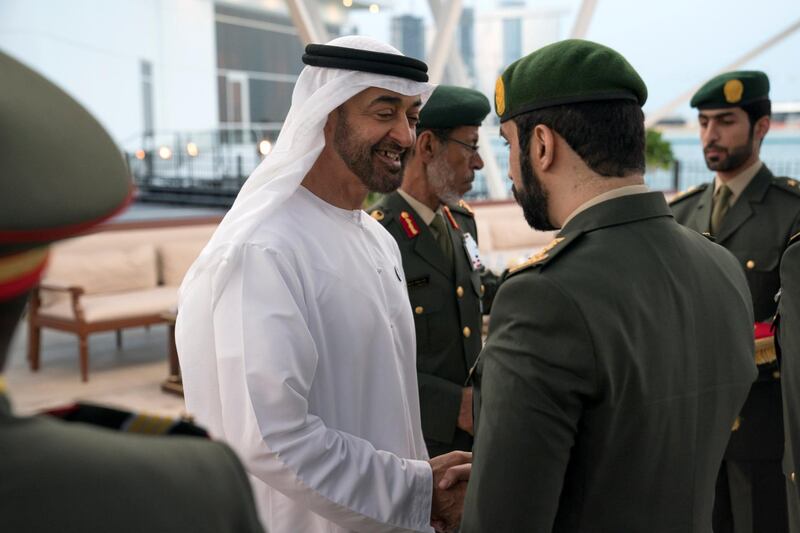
xmin=513 ymin=148 xmax=557 ymax=231
xmin=333 ymin=112 xmax=409 ymax=193
xmin=428 ymin=155 xmax=468 ymax=205
xmin=703 ymin=133 xmax=754 ymax=172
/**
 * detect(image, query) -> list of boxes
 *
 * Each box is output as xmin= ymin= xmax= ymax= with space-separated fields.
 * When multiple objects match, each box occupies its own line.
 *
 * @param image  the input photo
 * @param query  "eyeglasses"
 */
xmin=443 ymin=136 xmax=480 ymax=154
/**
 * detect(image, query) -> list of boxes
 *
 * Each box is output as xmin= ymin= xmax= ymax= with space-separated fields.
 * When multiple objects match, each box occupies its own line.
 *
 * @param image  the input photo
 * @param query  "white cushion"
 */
xmin=43 ymin=243 xmax=158 ymax=297
xmin=39 ymin=286 xmax=177 ymax=323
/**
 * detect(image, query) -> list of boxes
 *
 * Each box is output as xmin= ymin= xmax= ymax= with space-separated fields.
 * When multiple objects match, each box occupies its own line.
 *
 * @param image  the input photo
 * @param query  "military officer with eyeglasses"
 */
xmin=369 ymin=85 xmax=499 ymax=457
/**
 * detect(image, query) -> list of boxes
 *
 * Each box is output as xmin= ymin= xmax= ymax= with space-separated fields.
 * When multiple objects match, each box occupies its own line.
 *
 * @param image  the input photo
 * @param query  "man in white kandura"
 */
xmin=176 ymin=36 xmax=471 ymax=533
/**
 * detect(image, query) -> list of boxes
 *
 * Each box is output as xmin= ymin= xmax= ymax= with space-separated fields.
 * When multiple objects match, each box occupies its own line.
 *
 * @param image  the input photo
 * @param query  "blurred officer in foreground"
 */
xmin=369 ymin=85 xmax=498 ymax=457
xmin=0 ymin=50 xmax=265 ymax=533
xmin=460 ymin=40 xmax=756 ymax=532
xmin=777 ymin=232 xmax=800 ymax=532
xmin=670 ymin=70 xmax=800 ymax=533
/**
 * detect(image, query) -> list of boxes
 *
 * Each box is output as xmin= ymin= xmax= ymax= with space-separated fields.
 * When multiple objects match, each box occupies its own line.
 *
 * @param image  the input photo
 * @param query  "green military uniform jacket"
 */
xmin=462 ymin=192 xmax=756 ymax=532
xmin=0 ymin=392 xmax=265 ymax=533
xmin=777 ymin=234 xmax=800 ymax=532
xmin=369 ymin=192 xmax=495 ymax=456
xmin=670 ymin=164 xmax=800 ymax=463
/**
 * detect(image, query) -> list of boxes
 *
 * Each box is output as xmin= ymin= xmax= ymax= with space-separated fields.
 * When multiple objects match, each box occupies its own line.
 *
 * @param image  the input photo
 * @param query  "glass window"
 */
xmin=216 ymin=21 xmax=305 ymax=75
xmin=249 ymin=79 xmax=294 ymax=124
xmin=217 ymin=75 xmax=228 ymax=122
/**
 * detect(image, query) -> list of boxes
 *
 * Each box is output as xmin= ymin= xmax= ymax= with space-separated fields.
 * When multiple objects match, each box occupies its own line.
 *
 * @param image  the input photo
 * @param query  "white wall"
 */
xmin=0 ymin=0 xmax=218 ymax=148
xmin=474 ymin=6 xmax=565 ymax=111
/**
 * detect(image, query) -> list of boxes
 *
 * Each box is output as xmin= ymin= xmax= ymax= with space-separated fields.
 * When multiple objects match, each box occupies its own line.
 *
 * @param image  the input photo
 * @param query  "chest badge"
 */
xmin=462 ymin=232 xmax=483 ymax=271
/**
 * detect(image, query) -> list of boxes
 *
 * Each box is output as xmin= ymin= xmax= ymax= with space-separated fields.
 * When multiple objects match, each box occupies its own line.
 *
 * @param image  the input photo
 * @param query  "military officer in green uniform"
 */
xmin=777 ymin=232 xmax=800 ymax=532
xmin=461 ymin=40 xmax=757 ymax=532
xmin=0 ymin=50 xmax=265 ymax=533
xmin=670 ymin=71 xmax=800 ymax=533
xmin=369 ymin=85 xmax=497 ymax=457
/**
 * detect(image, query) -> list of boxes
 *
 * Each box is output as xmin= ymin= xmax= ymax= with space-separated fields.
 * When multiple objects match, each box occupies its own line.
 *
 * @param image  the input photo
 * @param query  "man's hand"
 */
xmin=429 ymin=451 xmax=472 ymax=532
xmin=457 ymin=387 xmax=474 ymax=435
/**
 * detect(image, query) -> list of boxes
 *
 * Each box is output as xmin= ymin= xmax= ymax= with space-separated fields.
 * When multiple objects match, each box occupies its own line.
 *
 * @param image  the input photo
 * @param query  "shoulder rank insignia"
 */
xmin=508 ymin=236 xmax=567 ymax=275
xmin=773 ymin=176 xmax=800 ymax=197
xmin=399 ymin=210 xmax=420 ymax=239
xmin=370 ymin=209 xmax=385 ymax=221
xmin=668 ymin=184 xmax=706 ymax=205
xmin=458 ymin=199 xmax=475 ymax=216
xmin=442 ymin=205 xmax=460 ymax=229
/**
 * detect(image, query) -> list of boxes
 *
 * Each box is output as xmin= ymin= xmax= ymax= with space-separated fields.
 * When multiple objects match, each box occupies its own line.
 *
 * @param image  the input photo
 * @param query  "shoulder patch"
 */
xmin=669 ymin=183 xmax=708 ymax=205
xmin=507 ymin=233 xmax=579 ymax=277
xmin=772 ymin=176 xmax=800 ymax=197
xmin=449 ymin=199 xmax=475 ymax=217
xmin=370 ymin=209 xmax=385 ymax=221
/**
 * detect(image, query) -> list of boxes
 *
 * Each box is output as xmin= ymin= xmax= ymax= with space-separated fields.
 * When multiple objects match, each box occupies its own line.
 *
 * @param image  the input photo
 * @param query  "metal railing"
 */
xmin=126 ymin=128 xmax=278 ymax=206
xmin=126 ymin=129 xmax=800 ymax=206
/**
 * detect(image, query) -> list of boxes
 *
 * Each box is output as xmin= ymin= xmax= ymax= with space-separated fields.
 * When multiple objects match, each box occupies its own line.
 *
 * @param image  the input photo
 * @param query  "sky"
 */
xmin=346 ymin=0 xmax=800 ymax=120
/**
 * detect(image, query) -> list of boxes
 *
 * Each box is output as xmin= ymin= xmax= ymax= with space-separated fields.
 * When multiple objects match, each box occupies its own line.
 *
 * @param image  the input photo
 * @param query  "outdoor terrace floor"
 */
xmin=5 ymin=318 xmax=185 ymax=418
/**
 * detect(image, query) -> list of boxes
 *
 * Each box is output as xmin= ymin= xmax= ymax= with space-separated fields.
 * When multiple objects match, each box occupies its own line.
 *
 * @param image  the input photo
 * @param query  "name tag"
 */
xmin=462 ymin=232 xmax=483 ymax=271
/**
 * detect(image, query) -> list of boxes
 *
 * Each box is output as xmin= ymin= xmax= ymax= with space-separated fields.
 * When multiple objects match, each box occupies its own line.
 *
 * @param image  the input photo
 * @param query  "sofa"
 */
xmin=26 ymin=200 xmax=551 ymax=382
xmin=28 ymin=223 xmax=217 ymax=381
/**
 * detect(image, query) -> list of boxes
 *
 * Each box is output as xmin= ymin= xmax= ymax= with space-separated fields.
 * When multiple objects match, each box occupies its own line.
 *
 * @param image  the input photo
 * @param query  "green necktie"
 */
xmin=710 ymin=184 xmax=733 ymax=235
xmin=430 ymin=213 xmax=454 ymax=263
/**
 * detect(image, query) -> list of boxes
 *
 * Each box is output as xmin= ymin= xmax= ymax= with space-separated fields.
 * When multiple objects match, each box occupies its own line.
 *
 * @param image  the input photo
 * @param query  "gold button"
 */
xmin=792 ymin=472 xmax=797 ymax=483
xmin=773 ymin=371 xmax=781 ymax=379
xmin=480 ymin=284 xmax=485 ymax=295
xmin=456 ymin=286 xmax=464 ymax=298
xmin=746 ymin=260 xmax=756 ymax=269
xmin=463 ymin=326 xmax=471 ymax=338
xmin=731 ymin=416 xmax=741 ymax=432
xmin=415 ymin=306 xmax=424 ymax=315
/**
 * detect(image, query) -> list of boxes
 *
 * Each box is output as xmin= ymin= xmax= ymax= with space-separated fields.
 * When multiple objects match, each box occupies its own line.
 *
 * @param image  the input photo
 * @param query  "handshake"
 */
xmin=429 ymin=450 xmax=472 ymax=533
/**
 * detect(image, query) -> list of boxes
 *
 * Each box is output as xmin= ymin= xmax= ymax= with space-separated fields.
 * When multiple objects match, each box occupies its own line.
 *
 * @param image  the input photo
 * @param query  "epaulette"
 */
xmin=449 ymin=199 xmax=475 ymax=217
xmin=668 ymin=183 xmax=708 ymax=205
xmin=43 ymin=403 xmax=209 ymax=438
xmin=772 ymin=176 xmax=800 ymax=197
xmin=506 ymin=233 xmax=580 ymax=277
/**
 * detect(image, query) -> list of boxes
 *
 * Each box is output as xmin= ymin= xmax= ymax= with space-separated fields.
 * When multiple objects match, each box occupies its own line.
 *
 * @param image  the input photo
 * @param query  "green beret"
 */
xmin=690 ymin=70 xmax=769 ymax=109
xmin=495 ymin=39 xmax=647 ymax=122
xmin=418 ymin=85 xmax=491 ymax=130
xmin=0 ymin=50 xmax=131 ymax=299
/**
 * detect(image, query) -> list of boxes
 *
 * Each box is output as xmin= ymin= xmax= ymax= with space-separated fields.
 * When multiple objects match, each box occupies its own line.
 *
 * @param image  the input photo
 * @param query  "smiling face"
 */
xmin=332 ymin=88 xmax=422 ymax=193
xmin=698 ymin=107 xmax=759 ymax=172
xmin=427 ymin=125 xmax=484 ymax=203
